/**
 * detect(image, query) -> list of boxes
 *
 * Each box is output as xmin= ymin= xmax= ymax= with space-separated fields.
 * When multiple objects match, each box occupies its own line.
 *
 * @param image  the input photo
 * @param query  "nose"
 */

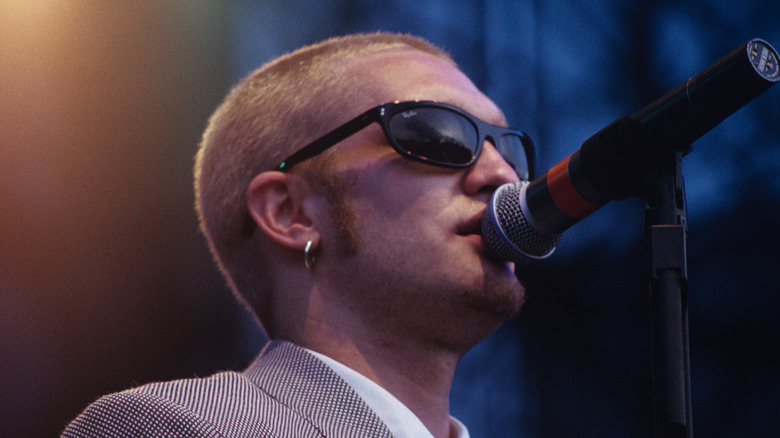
xmin=463 ymin=141 xmax=520 ymax=195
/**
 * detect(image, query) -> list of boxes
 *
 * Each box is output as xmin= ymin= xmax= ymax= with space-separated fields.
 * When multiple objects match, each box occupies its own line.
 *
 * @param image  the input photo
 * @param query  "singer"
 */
xmin=62 ymin=33 xmax=534 ymax=438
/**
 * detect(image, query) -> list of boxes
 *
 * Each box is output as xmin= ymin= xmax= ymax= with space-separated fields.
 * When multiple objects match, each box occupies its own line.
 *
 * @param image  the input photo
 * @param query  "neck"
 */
xmin=271 ymin=278 xmax=502 ymax=438
xmin=274 ymin=293 xmax=467 ymax=438
xmin=307 ymin=329 xmax=460 ymax=438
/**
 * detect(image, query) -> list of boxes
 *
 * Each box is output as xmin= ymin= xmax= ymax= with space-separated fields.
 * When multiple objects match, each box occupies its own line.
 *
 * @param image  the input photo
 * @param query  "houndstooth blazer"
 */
xmin=61 ymin=340 xmax=393 ymax=437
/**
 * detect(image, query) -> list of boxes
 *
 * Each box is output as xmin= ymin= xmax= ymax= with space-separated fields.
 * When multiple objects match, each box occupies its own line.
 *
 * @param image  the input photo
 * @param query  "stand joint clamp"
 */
xmin=649 ymin=224 xmax=688 ymax=282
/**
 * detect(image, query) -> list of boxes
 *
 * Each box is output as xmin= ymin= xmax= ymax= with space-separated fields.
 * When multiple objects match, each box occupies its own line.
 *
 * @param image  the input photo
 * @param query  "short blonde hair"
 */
xmin=194 ymin=32 xmax=454 ymax=318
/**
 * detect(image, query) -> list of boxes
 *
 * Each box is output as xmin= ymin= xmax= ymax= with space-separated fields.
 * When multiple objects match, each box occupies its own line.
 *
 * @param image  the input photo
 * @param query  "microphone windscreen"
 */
xmin=482 ymin=182 xmax=561 ymax=263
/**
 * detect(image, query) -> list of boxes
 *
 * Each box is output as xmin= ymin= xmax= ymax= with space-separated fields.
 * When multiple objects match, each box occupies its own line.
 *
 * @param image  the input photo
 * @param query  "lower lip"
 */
xmin=463 ymin=234 xmax=513 ymax=265
xmin=462 ymin=233 xmax=487 ymax=249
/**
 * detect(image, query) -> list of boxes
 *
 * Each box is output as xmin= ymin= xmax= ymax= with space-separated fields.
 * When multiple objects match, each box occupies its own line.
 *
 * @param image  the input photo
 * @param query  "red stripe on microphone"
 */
xmin=546 ymin=156 xmax=602 ymax=219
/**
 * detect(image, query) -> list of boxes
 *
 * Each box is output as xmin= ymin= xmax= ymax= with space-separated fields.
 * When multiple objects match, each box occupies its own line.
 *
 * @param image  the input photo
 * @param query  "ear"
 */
xmin=246 ymin=171 xmax=320 ymax=251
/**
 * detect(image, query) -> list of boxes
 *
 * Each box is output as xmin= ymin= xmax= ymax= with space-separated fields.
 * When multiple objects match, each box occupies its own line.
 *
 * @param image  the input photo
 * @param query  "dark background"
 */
xmin=2 ymin=1 xmax=778 ymax=437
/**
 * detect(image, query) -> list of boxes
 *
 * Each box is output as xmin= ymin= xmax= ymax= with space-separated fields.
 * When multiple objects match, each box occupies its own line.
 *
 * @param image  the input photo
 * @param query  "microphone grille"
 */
xmin=482 ymin=182 xmax=560 ymax=263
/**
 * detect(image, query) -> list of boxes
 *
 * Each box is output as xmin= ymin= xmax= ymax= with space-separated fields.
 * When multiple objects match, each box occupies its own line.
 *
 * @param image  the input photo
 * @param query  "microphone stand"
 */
xmin=644 ymin=149 xmax=692 ymax=438
xmin=498 ymin=37 xmax=776 ymax=437
xmin=634 ymin=40 xmax=777 ymax=437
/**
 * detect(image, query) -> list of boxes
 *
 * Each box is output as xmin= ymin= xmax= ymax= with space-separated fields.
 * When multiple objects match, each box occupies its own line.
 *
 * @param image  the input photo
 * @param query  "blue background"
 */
xmin=1 ymin=1 xmax=778 ymax=436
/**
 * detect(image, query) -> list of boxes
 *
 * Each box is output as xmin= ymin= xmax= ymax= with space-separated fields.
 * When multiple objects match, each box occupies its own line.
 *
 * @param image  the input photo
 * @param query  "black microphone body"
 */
xmin=483 ymin=38 xmax=779 ymax=263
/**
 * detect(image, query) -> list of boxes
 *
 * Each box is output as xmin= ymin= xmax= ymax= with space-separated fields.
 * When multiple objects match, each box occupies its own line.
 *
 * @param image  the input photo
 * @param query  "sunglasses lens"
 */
xmin=497 ymin=135 xmax=530 ymax=180
xmin=388 ymin=107 xmax=478 ymax=165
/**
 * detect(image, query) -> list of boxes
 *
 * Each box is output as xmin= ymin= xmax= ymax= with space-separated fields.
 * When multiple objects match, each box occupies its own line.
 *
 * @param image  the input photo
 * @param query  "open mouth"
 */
xmin=457 ymin=210 xmax=515 ymax=265
xmin=456 ymin=212 xmax=485 ymax=239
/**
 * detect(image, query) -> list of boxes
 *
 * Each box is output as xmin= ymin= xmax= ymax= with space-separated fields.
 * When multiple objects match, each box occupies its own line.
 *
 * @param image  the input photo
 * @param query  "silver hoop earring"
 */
xmin=304 ymin=240 xmax=316 ymax=269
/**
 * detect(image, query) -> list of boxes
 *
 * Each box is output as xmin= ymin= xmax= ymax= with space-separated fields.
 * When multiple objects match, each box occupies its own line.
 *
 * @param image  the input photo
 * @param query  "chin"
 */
xmin=462 ymin=278 xmax=526 ymax=321
xmin=452 ymin=290 xmax=524 ymax=351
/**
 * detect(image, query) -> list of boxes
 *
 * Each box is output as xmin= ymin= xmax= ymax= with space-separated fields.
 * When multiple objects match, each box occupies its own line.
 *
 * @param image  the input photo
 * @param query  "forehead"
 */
xmin=344 ymin=50 xmax=507 ymax=126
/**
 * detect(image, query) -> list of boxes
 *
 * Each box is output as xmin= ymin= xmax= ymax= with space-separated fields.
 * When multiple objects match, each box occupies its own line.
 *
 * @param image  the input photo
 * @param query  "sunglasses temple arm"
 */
xmin=276 ymin=108 xmax=378 ymax=170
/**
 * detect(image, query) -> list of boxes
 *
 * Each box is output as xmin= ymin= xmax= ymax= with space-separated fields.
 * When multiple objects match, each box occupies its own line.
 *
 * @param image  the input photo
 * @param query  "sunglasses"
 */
xmin=275 ymin=100 xmax=535 ymax=180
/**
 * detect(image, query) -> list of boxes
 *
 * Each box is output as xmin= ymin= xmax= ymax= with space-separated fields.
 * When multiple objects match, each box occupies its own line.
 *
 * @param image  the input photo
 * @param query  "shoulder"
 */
xmin=61 ymin=341 xmax=390 ymax=437
xmin=62 ymin=368 xmax=321 ymax=438
xmin=61 ymin=382 xmax=229 ymax=438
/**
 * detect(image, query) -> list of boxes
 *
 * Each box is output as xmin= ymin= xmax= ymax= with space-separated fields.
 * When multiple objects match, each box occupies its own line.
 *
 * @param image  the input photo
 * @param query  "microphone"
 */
xmin=483 ymin=38 xmax=779 ymax=264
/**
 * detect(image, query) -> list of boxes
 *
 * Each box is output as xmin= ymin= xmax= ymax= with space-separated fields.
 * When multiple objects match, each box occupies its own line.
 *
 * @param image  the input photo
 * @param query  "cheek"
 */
xmin=352 ymin=180 xmax=444 ymax=226
xmin=336 ymin=157 xmax=460 ymax=245
xmin=351 ymin=166 xmax=454 ymax=217
xmin=348 ymin=186 xmax=451 ymax=254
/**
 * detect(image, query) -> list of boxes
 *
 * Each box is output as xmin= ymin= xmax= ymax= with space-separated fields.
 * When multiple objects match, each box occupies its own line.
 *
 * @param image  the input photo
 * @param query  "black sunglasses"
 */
xmin=275 ymin=100 xmax=535 ymax=180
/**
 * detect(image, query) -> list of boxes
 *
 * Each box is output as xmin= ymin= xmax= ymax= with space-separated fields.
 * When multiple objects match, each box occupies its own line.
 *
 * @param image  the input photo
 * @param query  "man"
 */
xmin=63 ymin=32 xmax=534 ymax=438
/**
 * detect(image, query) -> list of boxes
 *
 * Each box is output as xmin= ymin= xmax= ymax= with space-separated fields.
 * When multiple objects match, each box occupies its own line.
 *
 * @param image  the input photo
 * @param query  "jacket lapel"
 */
xmin=244 ymin=341 xmax=393 ymax=438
